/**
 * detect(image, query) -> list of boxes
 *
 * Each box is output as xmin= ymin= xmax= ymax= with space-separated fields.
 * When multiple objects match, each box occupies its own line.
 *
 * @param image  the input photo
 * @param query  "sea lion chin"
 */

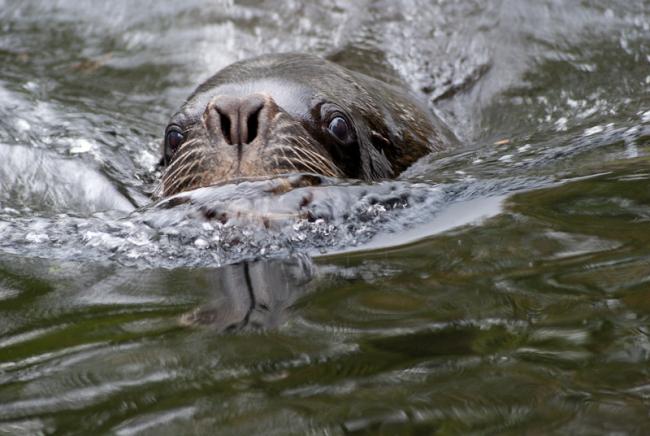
xmin=156 ymin=53 xmax=455 ymax=198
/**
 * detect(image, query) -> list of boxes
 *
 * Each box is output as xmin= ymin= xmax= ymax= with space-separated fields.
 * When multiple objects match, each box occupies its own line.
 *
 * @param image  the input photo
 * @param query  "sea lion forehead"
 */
xmin=181 ymin=78 xmax=316 ymax=121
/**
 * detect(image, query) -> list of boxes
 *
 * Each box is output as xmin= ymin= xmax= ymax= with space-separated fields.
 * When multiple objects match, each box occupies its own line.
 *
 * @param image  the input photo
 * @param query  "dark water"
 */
xmin=1 ymin=0 xmax=649 ymax=434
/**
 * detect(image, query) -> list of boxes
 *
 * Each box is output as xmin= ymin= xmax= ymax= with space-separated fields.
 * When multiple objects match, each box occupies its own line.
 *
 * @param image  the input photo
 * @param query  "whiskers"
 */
xmin=155 ymin=122 xmax=343 ymax=198
xmin=158 ymin=137 xmax=213 ymax=197
xmin=267 ymin=143 xmax=341 ymax=177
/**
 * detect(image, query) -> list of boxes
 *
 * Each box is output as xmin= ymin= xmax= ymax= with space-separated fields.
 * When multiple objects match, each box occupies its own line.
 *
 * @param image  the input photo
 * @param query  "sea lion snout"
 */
xmin=203 ymin=93 xmax=277 ymax=148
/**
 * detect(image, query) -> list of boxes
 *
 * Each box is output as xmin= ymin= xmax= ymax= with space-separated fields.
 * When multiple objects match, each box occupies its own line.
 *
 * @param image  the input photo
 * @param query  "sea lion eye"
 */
xmin=165 ymin=128 xmax=184 ymax=154
xmin=328 ymin=116 xmax=349 ymax=142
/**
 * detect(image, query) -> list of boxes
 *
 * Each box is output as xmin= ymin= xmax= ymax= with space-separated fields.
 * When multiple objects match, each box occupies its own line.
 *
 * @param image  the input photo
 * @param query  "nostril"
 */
xmin=245 ymin=105 xmax=262 ymax=144
xmin=212 ymin=96 xmax=239 ymax=145
xmin=209 ymin=95 xmax=267 ymax=146
xmin=218 ymin=111 xmax=232 ymax=145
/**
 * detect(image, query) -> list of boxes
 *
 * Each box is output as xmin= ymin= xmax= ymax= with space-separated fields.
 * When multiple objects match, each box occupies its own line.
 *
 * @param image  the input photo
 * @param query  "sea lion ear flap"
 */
xmin=357 ymin=126 xmax=394 ymax=180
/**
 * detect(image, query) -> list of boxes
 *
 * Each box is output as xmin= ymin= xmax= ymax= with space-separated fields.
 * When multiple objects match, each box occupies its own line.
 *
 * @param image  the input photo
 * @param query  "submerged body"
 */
xmin=158 ymin=53 xmax=454 ymax=197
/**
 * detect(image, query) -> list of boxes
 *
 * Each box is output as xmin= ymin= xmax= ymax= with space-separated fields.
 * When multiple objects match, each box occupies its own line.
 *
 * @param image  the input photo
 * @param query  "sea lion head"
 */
xmin=157 ymin=53 xmax=449 ymax=197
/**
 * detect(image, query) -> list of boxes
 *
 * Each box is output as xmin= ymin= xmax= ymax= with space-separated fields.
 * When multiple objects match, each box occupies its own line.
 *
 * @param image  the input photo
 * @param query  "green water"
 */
xmin=1 ymin=0 xmax=649 ymax=434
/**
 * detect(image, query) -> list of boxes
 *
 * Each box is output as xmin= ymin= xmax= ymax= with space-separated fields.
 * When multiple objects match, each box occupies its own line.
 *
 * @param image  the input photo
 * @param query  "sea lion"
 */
xmin=157 ymin=53 xmax=454 ymax=197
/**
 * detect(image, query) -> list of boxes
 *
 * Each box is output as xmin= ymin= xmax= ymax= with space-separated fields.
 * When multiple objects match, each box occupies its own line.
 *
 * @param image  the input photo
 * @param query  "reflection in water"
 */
xmin=181 ymin=257 xmax=316 ymax=332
